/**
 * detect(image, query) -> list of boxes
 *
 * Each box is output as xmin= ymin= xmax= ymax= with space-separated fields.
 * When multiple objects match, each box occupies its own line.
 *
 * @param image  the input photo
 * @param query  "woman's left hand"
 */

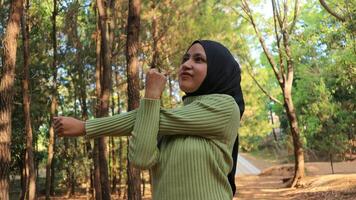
xmin=144 ymin=68 xmax=167 ymax=99
xmin=53 ymin=116 xmax=86 ymax=137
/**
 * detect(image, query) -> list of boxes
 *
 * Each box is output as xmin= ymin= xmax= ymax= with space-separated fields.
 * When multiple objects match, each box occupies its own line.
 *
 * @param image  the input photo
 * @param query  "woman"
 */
xmin=54 ymin=40 xmax=244 ymax=200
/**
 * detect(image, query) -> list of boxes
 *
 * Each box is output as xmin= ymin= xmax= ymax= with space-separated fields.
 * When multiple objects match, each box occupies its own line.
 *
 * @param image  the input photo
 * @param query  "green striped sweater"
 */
xmin=85 ymin=94 xmax=240 ymax=200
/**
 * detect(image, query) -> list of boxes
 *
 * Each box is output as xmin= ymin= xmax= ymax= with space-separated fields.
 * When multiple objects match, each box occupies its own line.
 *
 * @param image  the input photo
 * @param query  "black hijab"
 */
xmin=183 ymin=40 xmax=245 ymax=196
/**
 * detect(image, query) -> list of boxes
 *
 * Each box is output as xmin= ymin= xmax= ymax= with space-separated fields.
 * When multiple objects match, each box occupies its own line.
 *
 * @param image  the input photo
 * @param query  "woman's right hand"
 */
xmin=53 ymin=116 xmax=86 ymax=137
xmin=144 ymin=68 xmax=167 ymax=99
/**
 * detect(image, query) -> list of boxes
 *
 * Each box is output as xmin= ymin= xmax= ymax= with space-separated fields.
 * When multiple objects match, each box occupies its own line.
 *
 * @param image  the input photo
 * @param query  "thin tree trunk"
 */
xmin=118 ymin=137 xmax=123 ymax=198
xmin=21 ymin=0 xmax=36 ymax=198
xmin=96 ymin=0 xmax=112 ymax=199
xmin=241 ymin=0 xmax=305 ymax=187
xmin=110 ymin=69 xmax=116 ymax=196
xmin=0 ymin=1 xmax=23 ymax=199
xmin=110 ymin=75 xmax=117 ymax=194
xmin=126 ymin=0 xmax=142 ymax=199
xmin=282 ymin=16 xmax=305 ymax=187
xmin=284 ymin=92 xmax=305 ymax=187
xmin=45 ymin=0 xmax=58 ymax=198
xmin=330 ymin=153 xmax=334 ymax=174
xmin=150 ymin=1 xmax=159 ymax=69
xmin=64 ymin=138 xmax=71 ymax=197
xmin=269 ymin=107 xmax=277 ymax=142
xmin=94 ymin=16 xmax=103 ymax=200
xmin=115 ymin=69 xmax=124 ymax=197
xmin=93 ymin=140 xmax=102 ymax=200
xmin=19 ymin=156 xmax=26 ymax=200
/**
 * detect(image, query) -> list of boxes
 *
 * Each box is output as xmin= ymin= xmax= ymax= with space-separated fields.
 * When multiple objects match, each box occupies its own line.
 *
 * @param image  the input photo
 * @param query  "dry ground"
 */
xmin=234 ymin=174 xmax=356 ymax=200
xmin=234 ymin=156 xmax=356 ymax=200
xmin=31 ymin=155 xmax=356 ymax=200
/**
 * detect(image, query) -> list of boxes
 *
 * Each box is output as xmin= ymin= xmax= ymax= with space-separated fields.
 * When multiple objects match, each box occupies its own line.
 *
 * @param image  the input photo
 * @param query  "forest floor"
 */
xmin=234 ymin=153 xmax=356 ymax=200
xmin=234 ymin=173 xmax=356 ymax=200
xmin=10 ymin=154 xmax=356 ymax=200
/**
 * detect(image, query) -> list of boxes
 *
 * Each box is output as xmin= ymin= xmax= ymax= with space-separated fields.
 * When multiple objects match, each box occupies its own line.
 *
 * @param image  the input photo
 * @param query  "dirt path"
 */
xmin=234 ymin=175 xmax=294 ymax=200
xmin=234 ymin=174 xmax=356 ymax=200
xmin=233 ymin=155 xmax=356 ymax=200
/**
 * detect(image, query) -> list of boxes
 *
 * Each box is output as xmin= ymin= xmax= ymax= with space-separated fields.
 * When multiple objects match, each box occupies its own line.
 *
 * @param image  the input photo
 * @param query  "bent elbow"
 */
xmin=128 ymin=150 xmax=159 ymax=169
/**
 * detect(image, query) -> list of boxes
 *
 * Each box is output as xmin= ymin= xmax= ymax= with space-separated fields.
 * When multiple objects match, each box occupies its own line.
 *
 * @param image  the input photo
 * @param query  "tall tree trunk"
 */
xmin=20 ymin=0 xmax=36 ymax=198
xmin=126 ymin=0 xmax=142 ymax=199
xmin=0 ymin=1 xmax=23 ymax=199
xmin=95 ymin=0 xmax=113 ymax=199
xmin=45 ymin=0 xmax=58 ymax=198
xmin=94 ymin=17 xmax=103 ymax=200
xmin=150 ymin=1 xmax=159 ymax=69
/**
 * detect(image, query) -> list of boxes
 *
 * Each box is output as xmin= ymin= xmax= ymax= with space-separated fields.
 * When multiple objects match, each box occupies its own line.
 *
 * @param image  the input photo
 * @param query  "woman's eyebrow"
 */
xmin=183 ymin=53 xmax=206 ymax=60
xmin=192 ymin=53 xmax=206 ymax=59
xmin=183 ymin=53 xmax=190 ymax=57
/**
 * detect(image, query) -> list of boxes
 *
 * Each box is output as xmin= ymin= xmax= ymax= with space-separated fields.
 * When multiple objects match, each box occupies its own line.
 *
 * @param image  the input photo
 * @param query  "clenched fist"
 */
xmin=145 ymin=68 xmax=167 ymax=99
xmin=53 ymin=116 xmax=86 ymax=137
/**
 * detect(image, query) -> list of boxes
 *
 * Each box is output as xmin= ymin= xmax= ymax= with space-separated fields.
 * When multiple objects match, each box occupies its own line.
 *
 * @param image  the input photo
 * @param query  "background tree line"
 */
xmin=0 ymin=0 xmax=354 ymax=199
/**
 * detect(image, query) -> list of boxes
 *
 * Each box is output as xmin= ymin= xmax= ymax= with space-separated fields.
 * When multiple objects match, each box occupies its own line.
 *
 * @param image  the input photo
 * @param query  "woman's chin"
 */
xmin=179 ymin=85 xmax=196 ymax=93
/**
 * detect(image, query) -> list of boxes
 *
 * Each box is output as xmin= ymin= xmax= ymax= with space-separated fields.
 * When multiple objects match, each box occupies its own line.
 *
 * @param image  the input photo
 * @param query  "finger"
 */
xmin=53 ymin=117 xmax=61 ymax=127
xmin=57 ymin=128 xmax=64 ymax=136
xmin=150 ymin=68 xmax=160 ymax=73
xmin=53 ymin=118 xmax=61 ymax=127
xmin=54 ymin=123 xmax=61 ymax=131
xmin=161 ymin=70 xmax=168 ymax=76
xmin=54 ymin=127 xmax=61 ymax=136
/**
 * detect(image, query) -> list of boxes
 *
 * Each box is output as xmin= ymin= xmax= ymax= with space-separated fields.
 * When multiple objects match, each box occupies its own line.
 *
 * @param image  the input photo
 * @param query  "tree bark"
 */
xmin=150 ymin=1 xmax=159 ymax=69
xmin=284 ymin=91 xmax=305 ymax=187
xmin=93 ymin=140 xmax=103 ymax=200
xmin=93 ymin=16 xmax=103 ymax=200
xmin=20 ymin=0 xmax=36 ymax=198
xmin=126 ymin=0 xmax=142 ymax=199
xmin=45 ymin=0 xmax=58 ymax=198
xmin=330 ymin=154 xmax=334 ymax=174
xmin=0 ymin=1 xmax=23 ymax=199
xmin=95 ymin=0 xmax=113 ymax=199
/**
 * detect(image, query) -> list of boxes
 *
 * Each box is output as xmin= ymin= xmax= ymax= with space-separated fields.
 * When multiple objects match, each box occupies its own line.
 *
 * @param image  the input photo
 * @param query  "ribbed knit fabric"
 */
xmin=85 ymin=94 xmax=240 ymax=200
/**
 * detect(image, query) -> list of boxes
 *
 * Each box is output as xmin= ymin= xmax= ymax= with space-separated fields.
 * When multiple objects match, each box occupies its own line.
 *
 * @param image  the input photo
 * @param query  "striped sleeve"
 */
xmin=85 ymin=110 xmax=136 ymax=140
xmin=159 ymin=95 xmax=237 ymax=141
xmin=128 ymin=98 xmax=161 ymax=169
xmin=84 ymin=95 xmax=238 ymax=143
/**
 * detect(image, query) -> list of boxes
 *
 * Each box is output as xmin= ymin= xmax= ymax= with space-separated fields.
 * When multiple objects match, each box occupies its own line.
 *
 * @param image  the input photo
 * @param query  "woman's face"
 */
xmin=178 ymin=43 xmax=207 ymax=93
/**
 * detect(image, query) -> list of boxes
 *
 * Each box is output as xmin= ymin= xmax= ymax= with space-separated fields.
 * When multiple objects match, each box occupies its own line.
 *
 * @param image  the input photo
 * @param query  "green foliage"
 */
xmin=291 ymin=1 xmax=355 ymax=160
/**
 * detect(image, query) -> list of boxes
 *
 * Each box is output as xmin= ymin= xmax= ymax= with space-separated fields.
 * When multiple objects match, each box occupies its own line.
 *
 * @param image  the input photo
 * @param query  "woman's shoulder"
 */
xmin=203 ymin=93 xmax=235 ymax=100
xmin=201 ymin=94 xmax=237 ymax=107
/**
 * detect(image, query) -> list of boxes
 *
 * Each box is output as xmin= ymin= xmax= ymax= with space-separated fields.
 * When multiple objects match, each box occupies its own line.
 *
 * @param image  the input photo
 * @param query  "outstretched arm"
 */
xmin=53 ymin=110 xmax=137 ymax=138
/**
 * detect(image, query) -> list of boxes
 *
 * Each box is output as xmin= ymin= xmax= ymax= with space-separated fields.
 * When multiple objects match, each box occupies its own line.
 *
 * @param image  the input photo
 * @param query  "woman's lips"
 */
xmin=180 ymin=72 xmax=193 ymax=78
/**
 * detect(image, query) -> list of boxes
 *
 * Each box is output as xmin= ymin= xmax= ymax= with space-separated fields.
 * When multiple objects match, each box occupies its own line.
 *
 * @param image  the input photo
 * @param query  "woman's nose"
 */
xmin=181 ymin=60 xmax=193 ymax=70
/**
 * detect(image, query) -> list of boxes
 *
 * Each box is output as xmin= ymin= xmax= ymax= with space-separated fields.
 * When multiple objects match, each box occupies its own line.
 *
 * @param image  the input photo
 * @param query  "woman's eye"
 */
xmin=194 ymin=57 xmax=204 ymax=63
xmin=181 ymin=55 xmax=189 ymax=63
